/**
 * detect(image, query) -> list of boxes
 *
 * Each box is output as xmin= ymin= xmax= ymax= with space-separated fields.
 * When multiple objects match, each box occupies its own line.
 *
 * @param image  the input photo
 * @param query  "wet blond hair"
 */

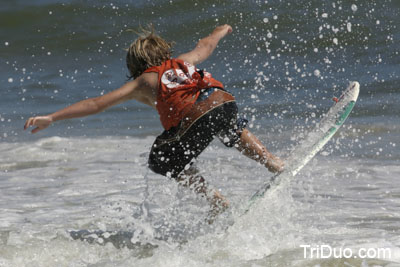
xmin=126 ymin=26 xmax=173 ymax=79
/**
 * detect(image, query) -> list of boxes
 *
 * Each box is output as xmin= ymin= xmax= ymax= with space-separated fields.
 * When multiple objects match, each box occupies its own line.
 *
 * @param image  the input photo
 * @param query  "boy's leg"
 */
xmin=175 ymin=165 xmax=229 ymax=217
xmin=148 ymin=103 xmax=233 ymax=220
xmin=236 ymin=128 xmax=284 ymax=173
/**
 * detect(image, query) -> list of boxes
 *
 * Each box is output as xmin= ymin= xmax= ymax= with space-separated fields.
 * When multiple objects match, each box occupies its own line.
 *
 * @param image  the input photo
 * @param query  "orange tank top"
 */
xmin=144 ymin=59 xmax=224 ymax=130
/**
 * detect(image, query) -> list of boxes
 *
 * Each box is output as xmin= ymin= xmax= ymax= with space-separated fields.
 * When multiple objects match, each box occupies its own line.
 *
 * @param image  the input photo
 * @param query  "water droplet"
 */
xmin=347 ymin=22 xmax=352 ymax=32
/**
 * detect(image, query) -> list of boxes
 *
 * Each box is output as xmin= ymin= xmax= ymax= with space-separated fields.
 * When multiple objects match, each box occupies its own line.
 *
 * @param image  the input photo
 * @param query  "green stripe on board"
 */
xmin=336 ymin=101 xmax=356 ymax=126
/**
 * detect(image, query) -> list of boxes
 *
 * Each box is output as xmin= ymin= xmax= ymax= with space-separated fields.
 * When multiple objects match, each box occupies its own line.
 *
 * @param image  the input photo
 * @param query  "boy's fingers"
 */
xmin=24 ymin=117 xmax=41 ymax=131
xmin=31 ymin=127 xmax=40 ymax=134
xmin=24 ymin=117 xmax=33 ymax=130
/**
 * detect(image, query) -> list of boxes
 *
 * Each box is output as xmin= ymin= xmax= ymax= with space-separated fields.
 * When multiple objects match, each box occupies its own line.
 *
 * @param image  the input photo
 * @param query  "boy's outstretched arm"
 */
xmin=178 ymin=24 xmax=232 ymax=65
xmin=24 ymin=77 xmax=146 ymax=134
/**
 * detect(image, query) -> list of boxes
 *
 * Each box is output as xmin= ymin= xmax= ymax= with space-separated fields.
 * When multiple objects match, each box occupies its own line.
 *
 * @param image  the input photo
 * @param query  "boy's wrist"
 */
xmin=48 ymin=114 xmax=56 ymax=122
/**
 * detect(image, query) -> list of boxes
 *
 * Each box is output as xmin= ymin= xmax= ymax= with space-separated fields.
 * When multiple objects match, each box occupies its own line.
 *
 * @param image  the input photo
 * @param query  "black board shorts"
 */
xmin=148 ymin=88 xmax=248 ymax=178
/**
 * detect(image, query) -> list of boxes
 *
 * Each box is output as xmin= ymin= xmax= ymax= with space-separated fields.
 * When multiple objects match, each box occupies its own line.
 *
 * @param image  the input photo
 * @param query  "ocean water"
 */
xmin=1 ymin=0 xmax=399 ymax=266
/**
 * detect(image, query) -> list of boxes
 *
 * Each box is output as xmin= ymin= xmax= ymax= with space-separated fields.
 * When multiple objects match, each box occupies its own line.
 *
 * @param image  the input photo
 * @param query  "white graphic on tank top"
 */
xmin=161 ymin=62 xmax=198 ymax=89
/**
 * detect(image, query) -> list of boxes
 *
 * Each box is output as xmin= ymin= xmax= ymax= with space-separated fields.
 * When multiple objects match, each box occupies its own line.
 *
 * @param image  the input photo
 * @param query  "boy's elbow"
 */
xmin=197 ymin=38 xmax=215 ymax=52
xmin=194 ymin=39 xmax=216 ymax=62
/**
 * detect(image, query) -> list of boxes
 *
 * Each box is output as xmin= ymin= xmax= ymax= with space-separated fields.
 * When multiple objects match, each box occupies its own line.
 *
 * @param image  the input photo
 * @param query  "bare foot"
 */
xmin=265 ymin=155 xmax=285 ymax=173
xmin=206 ymin=191 xmax=229 ymax=224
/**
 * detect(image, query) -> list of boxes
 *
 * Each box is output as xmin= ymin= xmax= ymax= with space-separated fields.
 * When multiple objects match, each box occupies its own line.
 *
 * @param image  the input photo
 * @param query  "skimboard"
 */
xmin=243 ymin=81 xmax=360 ymax=213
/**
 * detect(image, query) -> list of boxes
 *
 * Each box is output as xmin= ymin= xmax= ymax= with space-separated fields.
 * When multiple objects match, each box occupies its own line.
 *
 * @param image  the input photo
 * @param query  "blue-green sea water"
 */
xmin=0 ymin=0 xmax=399 ymax=266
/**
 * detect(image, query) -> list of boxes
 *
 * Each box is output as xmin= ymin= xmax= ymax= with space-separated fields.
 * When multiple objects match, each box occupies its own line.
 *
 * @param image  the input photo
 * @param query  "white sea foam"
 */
xmin=0 ymin=135 xmax=399 ymax=266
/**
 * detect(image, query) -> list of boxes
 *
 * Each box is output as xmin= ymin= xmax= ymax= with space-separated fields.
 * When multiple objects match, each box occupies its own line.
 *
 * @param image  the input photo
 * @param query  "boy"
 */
xmin=24 ymin=24 xmax=284 ymax=219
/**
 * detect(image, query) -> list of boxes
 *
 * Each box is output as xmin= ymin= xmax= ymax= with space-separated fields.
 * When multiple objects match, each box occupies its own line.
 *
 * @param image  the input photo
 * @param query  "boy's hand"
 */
xmin=211 ymin=24 xmax=233 ymax=39
xmin=24 ymin=116 xmax=53 ymax=134
xmin=177 ymin=24 xmax=233 ymax=66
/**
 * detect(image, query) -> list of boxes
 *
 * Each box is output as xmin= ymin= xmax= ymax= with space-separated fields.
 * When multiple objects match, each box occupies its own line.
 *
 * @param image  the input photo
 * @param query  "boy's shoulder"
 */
xmin=136 ymin=72 xmax=158 ymax=91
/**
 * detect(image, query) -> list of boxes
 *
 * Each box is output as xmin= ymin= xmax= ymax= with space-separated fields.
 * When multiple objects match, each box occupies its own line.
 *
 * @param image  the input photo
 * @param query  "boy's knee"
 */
xmin=219 ymin=117 xmax=248 ymax=147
